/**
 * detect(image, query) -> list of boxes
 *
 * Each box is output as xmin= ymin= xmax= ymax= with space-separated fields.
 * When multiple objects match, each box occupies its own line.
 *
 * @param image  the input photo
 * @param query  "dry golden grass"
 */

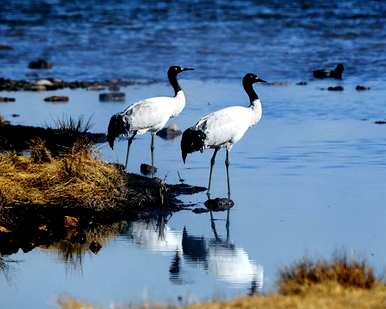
xmin=0 ymin=143 xmax=127 ymax=208
xmin=57 ymin=257 xmax=386 ymax=309
xmin=185 ymin=283 xmax=386 ymax=309
xmin=278 ymin=255 xmax=375 ymax=295
xmin=58 ymin=283 xmax=386 ymax=309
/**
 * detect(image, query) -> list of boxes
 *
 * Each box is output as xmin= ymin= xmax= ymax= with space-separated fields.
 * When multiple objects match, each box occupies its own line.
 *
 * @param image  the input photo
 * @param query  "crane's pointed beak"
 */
xmin=256 ymin=77 xmax=267 ymax=83
xmin=182 ymin=67 xmax=194 ymax=72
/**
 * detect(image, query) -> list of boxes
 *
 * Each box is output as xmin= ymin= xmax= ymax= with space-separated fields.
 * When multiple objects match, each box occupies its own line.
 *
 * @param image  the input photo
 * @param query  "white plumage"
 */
xmin=107 ymin=66 xmax=193 ymax=170
xmin=122 ymin=91 xmax=186 ymax=135
xmin=194 ymin=103 xmax=262 ymax=151
xmin=181 ymin=73 xmax=266 ymax=196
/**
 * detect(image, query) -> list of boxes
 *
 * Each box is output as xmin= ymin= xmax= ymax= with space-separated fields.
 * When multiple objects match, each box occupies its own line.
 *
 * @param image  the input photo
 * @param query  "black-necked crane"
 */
xmin=181 ymin=73 xmax=266 ymax=197
xmin=107 ymin=65 xmax=193 ymax=170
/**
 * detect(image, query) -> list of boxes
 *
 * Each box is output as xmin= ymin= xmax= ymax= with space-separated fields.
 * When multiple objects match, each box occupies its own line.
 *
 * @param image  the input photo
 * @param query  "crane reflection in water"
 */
xmin=124 ymin=211 xmax=263 ymax=294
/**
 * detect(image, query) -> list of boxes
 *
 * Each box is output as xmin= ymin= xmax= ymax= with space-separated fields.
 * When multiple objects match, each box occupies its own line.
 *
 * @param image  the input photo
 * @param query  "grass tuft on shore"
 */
xmin=0 ymin=142 xmax=127 ymax=208
xmin=57 ymin=256 xmax=386 ymax=309
xmin=278 ymin=255 xmax=375 ymax=295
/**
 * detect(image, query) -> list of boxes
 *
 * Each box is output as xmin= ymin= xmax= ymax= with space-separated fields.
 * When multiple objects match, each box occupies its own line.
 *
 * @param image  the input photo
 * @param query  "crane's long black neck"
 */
xmin=243 ymin=80 xmax=259 ymax=105
xmin=168 ymin=72 xmax=181 ymax=96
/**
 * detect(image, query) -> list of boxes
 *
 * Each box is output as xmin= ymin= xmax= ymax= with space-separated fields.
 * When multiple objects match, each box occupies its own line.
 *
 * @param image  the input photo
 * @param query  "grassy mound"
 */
xmin=278 ymin=255 xmax=375 ymax=295
xmin=0 ymin=142 xmax=127 ymax=208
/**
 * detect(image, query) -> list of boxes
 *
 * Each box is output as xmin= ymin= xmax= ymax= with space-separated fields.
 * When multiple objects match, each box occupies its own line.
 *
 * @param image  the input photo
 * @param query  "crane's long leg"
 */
xmin=207 ymin=148 xmax=219 ymax=197
xmin=226 ymin=209 xmax=230 ymax=242
xmin=225 ymin=149 xmax=231 ymax=199
xmin=124 ymin=132 xmax=137 ymax=170
xmin=150 ymin=133 xmax=155 ymax=168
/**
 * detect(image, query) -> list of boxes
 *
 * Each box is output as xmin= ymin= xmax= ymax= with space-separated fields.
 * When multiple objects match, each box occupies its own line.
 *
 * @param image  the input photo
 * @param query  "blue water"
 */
xmin=0 ymin=0 xmax=386 ymax=81
xmin=1 ymin=1 xmax=386 ymax=308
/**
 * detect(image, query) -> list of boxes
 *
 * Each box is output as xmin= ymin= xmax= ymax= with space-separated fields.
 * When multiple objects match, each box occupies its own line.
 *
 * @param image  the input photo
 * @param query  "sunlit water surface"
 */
xmin=1 ymin=78 xmax=386 ymax=308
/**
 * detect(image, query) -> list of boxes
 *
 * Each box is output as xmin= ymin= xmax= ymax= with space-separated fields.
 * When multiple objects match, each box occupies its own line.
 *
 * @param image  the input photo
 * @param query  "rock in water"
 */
xmin=28 ymin=59 xmax=53 ymax=69
xmin=156 ymin=123 xmax=182 ymax=140
xmin=99 ymin=92 xmax=125 ymax=102
xmin=89 ymin=241 xmax=102 ymax=254
xmin=356 ymin=85 xmax=370 ymax=91
xmin=0 ymin=97 xmax=15 ymax=103
xmin=44 ymin=96 xmax=69 ymax=102
xmin=140 ymin=163 xmax=157 ymax=176
xmin=204 ymin=198 xmax=234 ymax=211
xmin=327 ymin=86 xmax=344 ymax=91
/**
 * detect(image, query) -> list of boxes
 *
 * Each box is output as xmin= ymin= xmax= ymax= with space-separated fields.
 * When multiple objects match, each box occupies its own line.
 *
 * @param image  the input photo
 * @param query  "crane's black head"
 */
xmin=180 ymin=128 xmax=206 ymax=164
xmin=242 ymin=73 xmax=266 ymax=86
xmin=168 ymin=66 xmax=194 ymax=77
xmin=107 ymin=113 xmax=126 ymax=150
xmin=242 ymin=73 xmax=266 ymax=103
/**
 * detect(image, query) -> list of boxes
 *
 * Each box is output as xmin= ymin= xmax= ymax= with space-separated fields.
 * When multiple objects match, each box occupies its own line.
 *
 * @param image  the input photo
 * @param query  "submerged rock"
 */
xmin=296 ymin=81 xmax=308 ymax=86
xmin=140 ymin=163 xmax=157 ymax=176
xmin=28 ymin=59 xmax=53 ymax=69
xmin=356 ymin=85 xmax=370 ymax=91
xmin=44 ymin=95 xmax=69 ymax=102
xmin=0 ymin=96 xmax=15 ymax=102
xmin=89 ymin=240 xmax=102 ymax=254
xmin=327 ymin=86 xmax=344 ymax=91
xmin=99 ymin=92 xmax=125 ymax=102
xmin=204 ymin=198 xmax=234 ymax=211
xmin=156 ymin=124 xmax=182 ymax=140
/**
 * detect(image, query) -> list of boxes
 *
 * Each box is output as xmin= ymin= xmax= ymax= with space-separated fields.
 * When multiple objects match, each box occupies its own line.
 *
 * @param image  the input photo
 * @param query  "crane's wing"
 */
xmin=194 ymin=106 xmax=251 ymax=147
xmin=123 ymin=97 xmax=173 ymax=132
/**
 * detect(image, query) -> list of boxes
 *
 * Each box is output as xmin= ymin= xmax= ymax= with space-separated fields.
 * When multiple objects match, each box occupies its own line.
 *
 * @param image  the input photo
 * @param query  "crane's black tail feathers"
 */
xmin=107 ymin=114 xmax=127 ymax=149
xmin=181 ymin=128 xmax=206 ymax=163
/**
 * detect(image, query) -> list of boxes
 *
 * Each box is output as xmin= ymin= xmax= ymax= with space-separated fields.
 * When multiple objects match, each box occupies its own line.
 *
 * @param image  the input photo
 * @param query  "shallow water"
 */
xmin=1 ymin=79 xmax=386 ymax=308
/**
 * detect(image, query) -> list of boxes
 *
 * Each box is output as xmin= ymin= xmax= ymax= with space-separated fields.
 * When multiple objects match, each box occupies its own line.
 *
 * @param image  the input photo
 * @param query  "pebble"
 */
xmin=44 ymin=95 xmax=69 ymax=102
xmin=89 ymin=241 xmax=102 ymax=254
xmin=36 ymin=79 xmax=54 ymax=86
xmin=204 ymin=198 xmax=234 ymax=211
xmin=28 ymin=59 xmax=53 ymax=69
xmin=156 ymin=124 xmax=182 ymax=140
xmin=0 ymin=96 xmax=15 ymax=102
xmin=296 ymin=81 xmax=308 ymax=86
xmin=64 ymin=215 xmax=79 ymax=227
xmin=356 ymin=85 xmax=370 ymax=91
xmin=140 ymin=163 xmax=157 ymax=176
xmin=327 ymin=86 xmax=344 ymax=91
xmin=99 ymin=92 xmax=125 ymax=102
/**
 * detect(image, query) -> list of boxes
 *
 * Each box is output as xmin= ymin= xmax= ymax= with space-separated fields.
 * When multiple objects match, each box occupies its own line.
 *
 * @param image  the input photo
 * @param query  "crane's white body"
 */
xmin=122 ymin=90 xmax=185 ymax=135
xmin=194 ymin=99 xmax=262 ymax=150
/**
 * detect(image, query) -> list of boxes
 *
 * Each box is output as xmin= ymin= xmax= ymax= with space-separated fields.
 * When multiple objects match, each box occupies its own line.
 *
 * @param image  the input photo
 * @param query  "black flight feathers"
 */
xmin=180 ymin=128 xmax=206 ymax=163
xmin=107 ymin=114 xmax=128 ymax=149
